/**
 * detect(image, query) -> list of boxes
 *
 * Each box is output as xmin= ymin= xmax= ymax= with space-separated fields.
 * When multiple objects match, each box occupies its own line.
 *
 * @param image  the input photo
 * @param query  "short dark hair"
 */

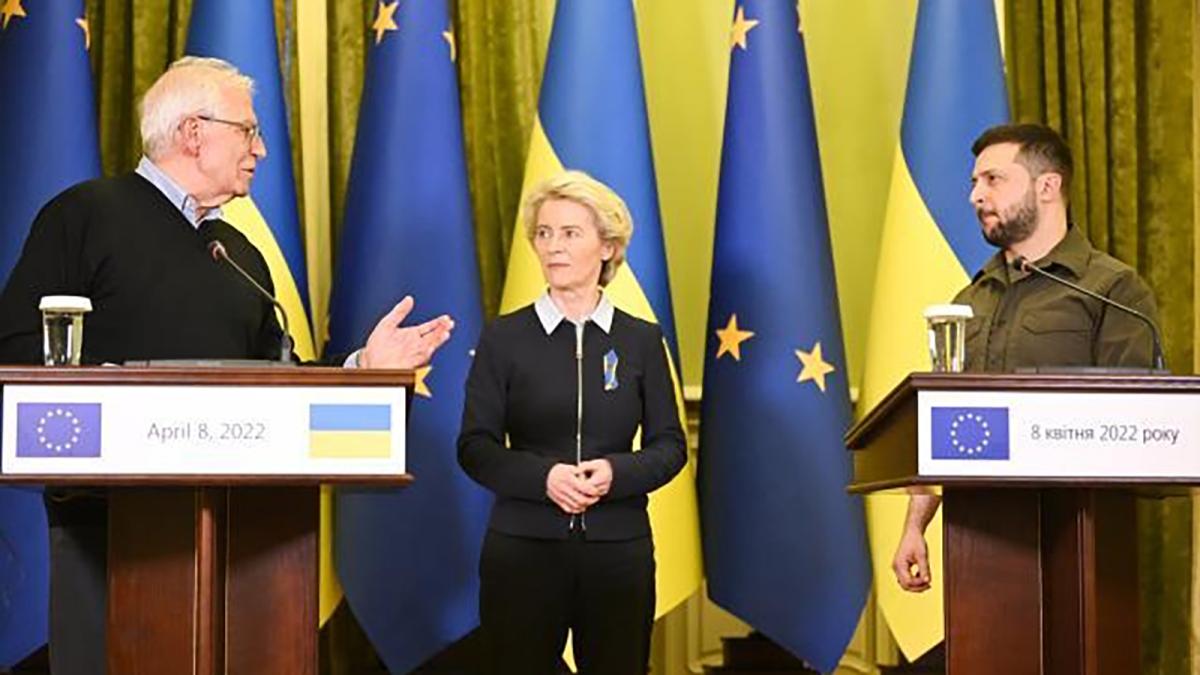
xmin=971 ymin=123 xmax=1073 ymax=197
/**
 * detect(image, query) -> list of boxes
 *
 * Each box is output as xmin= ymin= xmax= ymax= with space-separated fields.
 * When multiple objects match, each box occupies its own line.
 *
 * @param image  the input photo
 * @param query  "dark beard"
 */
xmin=979 ymin=190 xmax=1038 ymax=248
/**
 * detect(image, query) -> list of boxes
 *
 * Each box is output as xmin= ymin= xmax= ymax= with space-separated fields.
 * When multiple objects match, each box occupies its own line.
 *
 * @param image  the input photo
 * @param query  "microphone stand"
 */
xmin=208 ymin=240 xmax=294 ymax=364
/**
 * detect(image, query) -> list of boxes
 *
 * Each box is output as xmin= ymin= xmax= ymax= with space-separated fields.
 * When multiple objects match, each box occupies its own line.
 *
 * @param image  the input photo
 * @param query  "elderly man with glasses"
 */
xmin=0 ymin=56 xmax=452 ymax=675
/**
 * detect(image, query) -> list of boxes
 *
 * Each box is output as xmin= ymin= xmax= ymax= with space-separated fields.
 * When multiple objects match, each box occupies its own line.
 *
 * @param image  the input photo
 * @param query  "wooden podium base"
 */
xmin=108 ymin=486 xmax=318 ymax=675
xmin=944 ymin=488 xmax=1138 ymax=675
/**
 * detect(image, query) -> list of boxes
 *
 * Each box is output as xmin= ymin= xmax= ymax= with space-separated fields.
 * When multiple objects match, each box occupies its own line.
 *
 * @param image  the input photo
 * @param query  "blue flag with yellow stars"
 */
xmin=325 ymin=1 xmax=488 ymax=672
xmin=698 ymin=3 xmax=870 ymax=672
xmin=0 ymin=0 xmax=100 ymax=665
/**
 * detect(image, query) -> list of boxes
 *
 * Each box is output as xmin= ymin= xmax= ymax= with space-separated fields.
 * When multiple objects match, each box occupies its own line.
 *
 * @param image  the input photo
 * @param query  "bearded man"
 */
xmin=891 ymin=122 xmax=1159 ymax=593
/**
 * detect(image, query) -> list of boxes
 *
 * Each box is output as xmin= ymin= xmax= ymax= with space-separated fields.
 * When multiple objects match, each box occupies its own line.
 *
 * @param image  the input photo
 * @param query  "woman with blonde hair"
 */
xmin=458 ymin=170 xmax=685 ymax=674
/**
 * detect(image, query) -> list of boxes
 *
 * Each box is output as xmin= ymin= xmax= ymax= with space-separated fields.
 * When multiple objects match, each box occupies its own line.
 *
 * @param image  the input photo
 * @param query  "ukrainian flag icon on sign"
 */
xmin=309 ymin=404 xmax=392 ymax=459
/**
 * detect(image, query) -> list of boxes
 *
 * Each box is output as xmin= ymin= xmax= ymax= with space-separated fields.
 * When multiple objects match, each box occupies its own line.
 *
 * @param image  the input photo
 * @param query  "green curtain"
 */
xmin=1006 ymin=1 xmax=1195 ymax=673
xmin=85 ymin=0 xmax=303 ymax=215
xmin=325 ymin=0 xmax=549 ymax=318
xmin=453 ymin=0 xmax=551 ymax=317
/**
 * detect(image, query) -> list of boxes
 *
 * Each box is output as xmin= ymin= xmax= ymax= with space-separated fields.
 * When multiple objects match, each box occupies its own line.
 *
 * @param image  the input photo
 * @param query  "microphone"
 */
xmin=1012 ymin=255 xmax=1165 ymax=371
xmin=208 ymin=239 xmax=294 ymax=363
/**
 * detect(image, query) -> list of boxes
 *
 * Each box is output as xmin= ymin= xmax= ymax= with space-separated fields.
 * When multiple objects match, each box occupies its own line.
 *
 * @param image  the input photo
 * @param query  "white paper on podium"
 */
xmin=1 ymin=384 xmax=406 ymax=476
xmin=918 ymin=390 xmax=1199 ymax=479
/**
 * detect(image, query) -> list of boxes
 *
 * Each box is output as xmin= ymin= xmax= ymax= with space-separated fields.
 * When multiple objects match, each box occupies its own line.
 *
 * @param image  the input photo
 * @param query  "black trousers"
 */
xmin=45 ymin=491 xmax=107 ymax=675
xmin=479 ymin=530 xmax=655 ymax=675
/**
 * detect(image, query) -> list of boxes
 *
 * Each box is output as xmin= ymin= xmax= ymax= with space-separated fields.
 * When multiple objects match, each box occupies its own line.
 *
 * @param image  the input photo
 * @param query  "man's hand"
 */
xmin=892 ymin=528 xmax=932 ymax=592
xmin=892 ymin=492 xmax=941 ymax=592
xmin=360 ymin=296 xmax=454 ymax=369
xmin=546 ymin=463 xmax=600 ymax=514
xmin=578 ymin=458 xmax=613 ymax=497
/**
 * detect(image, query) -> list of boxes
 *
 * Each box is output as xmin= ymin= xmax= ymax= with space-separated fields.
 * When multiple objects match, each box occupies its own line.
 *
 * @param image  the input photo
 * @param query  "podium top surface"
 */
xmin=0 ymin=365 xmax=415 ymax=387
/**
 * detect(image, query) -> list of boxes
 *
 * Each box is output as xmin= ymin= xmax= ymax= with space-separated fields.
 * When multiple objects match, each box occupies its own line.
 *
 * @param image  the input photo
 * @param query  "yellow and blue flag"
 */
xmin=859 ymin=0 xmax=1008 ymax=660
xmin=325 ymin=1 xmax=488 ymax=672
xmin=184 ymin=0 xmax=333 ymax=621
xmin=308 ymin=404 xmax=392 ymax=459
xmin=698 ymin=4 xmax=870 ymax=672
xmin=185 ymin=0 xmax=314 ymax=361
xmin=500 ymin=0 xmax=702 ymax=618
xmin=0 ymin=0 xmax=100 ymax=665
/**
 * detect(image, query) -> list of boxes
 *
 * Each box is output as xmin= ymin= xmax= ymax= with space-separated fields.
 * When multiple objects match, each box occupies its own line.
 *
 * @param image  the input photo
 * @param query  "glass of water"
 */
xmin=40 ymin=295 xmax=93 ymax=366
xmin=923 ymin=304 xmax=973 ymax=373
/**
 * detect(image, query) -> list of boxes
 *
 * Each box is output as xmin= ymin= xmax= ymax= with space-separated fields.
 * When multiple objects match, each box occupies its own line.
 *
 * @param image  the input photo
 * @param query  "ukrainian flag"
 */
xmin=308 ymin=404 xmax=392 ymax=459
xmin=859 ymin=0 xmax=1008 ymax=659
xmin=500 ymin=0 xmax=702 ymax=617
xmin=325 ymin=1 xmax=490 ymax=671
xmin=185 ymin=0 xmax=314 ymax=361
xmin=0 ymin=0 xmax=100 ymax=664
xmin=184 ymin=0 xmax=329 ymax=621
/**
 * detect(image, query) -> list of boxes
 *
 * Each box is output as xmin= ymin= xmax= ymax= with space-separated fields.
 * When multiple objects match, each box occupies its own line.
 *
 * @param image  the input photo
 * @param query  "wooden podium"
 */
xmin=0 ymin=366 xmax=413 ymax=675
xmin=846 ymin=372 xmax=1198 ymax=675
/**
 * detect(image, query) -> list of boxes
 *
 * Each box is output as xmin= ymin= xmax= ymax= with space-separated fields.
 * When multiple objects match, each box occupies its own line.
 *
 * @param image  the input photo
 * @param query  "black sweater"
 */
xmin=457 ymin=304 xmax=686 ymax=541
xmin=0 ymin=173 xmax=282 ymax=364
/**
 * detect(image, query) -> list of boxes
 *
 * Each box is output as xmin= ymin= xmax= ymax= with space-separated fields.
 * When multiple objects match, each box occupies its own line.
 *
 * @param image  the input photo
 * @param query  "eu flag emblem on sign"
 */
xmin=16 ymin=404 xmax=101 ymax=458
xmin=931 ymin=407 xmax=1010 ymax=460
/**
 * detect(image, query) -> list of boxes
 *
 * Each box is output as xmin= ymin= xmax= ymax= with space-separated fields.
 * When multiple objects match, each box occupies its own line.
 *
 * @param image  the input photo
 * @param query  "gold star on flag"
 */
xmin=715 ymin=314 xmax=755 ymax=361
xmin=730 ymin=5 xmax=759 ymax=51
xmin=795 ymin=342 xmax=835 ymax=393
xmin=414 ymin=365 xmax=433 ymax=399
xmin=372 ymin=1 xmax=399 ymax=45
xmin=76 ymin=16 xmax=91 ymax=50
xmin=1 ymin=0 xmax=26 ymax=30
xmin=442 ymin=28 xmax=457 ymax=62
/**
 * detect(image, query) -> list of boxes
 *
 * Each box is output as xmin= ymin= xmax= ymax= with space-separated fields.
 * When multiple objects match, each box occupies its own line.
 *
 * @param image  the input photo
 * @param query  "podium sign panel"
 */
xmin=2 ymin=384 xmax=406 ymax=476
xmin=917 ymin=390 xmax=1196 ymax=479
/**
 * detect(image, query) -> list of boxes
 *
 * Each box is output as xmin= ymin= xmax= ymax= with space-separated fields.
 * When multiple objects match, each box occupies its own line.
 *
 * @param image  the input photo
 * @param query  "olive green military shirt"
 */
xmin=953 ymin=224 xmax=1160 ymax=372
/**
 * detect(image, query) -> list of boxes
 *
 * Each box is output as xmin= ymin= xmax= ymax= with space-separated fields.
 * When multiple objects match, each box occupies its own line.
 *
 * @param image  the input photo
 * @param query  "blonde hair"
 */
xmin=521 ymin=170 xmax=634 ymax=286
xmin=139 ymin=56 xmax=255 ymax=160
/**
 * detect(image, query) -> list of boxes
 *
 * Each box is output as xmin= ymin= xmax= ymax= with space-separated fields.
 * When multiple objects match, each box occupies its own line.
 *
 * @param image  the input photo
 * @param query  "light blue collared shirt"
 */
xmin=534 ymin=291 xmax=614 ymax=335
xmin=135 ymin=156 xmax=224 ymax=228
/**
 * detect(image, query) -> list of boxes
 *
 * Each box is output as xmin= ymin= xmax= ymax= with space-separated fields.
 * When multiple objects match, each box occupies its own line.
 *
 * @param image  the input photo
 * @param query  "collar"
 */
xmin=973 ymin=223 xmax=1090 ymax=285
xmin=534 ymin=291 xmax=614 ymax=335
xmin=136 ymin=156 xmax=224 ymax=228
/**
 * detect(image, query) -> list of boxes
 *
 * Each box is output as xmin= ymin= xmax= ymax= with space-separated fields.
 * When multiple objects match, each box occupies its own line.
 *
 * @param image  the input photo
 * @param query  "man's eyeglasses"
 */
xmin=197 ymin=115 xmax=264 ymax=145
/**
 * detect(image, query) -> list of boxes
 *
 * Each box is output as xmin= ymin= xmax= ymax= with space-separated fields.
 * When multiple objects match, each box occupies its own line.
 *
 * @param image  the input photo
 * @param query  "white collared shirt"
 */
xmin=534 ymin=291 xmax=614 ymax=335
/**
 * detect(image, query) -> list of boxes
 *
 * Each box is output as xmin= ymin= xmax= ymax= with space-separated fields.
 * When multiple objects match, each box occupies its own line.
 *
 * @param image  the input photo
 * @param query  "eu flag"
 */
xmin=698 ymin=3 xmax=869 ymax=672
xmin=0 ymin=0 xmax=99 ymax=665
xmin=325 ymin=1 xmax=488 ymax=672
xmin=931 ymin=407 xmax=1010 ymax=460
xmin=16 ymin=403 xmax=103 ymax=458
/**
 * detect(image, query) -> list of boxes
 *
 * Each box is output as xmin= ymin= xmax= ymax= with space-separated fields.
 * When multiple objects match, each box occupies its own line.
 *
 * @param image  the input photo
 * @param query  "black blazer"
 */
xmin=457 ymin=304 xmax=686 ymax=541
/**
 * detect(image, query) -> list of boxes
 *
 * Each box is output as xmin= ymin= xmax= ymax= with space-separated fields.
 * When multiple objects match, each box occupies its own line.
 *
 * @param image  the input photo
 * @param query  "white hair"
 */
xmin=139 ymin=56 xmax=255 ymax=160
